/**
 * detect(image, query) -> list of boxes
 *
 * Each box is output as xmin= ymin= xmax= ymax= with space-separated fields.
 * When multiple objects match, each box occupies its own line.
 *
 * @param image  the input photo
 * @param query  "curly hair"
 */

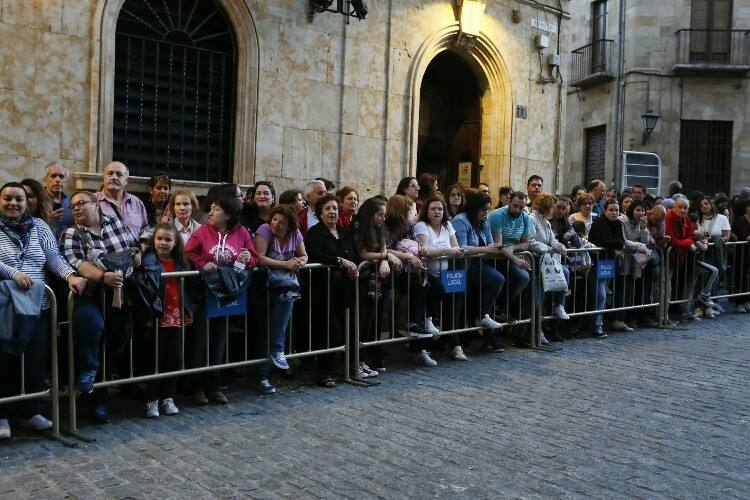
xmin=266 ymin=204 xmax=300 ymax=234
xmin=531 ymin=192 xmax=557 ymax=217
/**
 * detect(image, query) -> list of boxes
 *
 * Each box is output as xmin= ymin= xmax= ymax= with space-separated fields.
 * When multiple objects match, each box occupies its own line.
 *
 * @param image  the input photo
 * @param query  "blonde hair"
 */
xmin=532 ymin=192 xmax=557 ymax=217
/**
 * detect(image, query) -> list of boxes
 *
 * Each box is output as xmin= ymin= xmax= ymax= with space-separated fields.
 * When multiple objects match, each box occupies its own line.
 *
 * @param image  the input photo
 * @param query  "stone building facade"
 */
xmin=564 ymin=0 xmax=750 ymax=197
xmin=0 ymin=0 xmax=570 ymax=199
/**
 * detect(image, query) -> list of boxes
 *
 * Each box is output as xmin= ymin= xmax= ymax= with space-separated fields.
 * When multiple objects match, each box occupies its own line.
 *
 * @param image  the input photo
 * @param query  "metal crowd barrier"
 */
xmin=0 ymin=285 xmax=67 ymax=444
xmin=353 ymin=252 xmax=537 ymax=380
xmin=65 ymin=263 xmax=349 ymax=436
xmin=664 ymin=240 xmax=750 ymax=318
xmin=535 ymin=246 xmax=665 ymax=333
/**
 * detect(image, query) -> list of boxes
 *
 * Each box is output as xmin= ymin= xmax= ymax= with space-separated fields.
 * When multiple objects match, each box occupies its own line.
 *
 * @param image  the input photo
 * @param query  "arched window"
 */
xmin=113 ymin=0 xmax=237 ymax=182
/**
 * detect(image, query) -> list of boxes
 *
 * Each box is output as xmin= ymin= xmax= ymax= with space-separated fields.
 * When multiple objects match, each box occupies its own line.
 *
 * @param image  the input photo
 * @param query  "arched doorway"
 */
xmin=417 ymin=51 xmax=482 ymax=189
xmin=90 ymin=0 xmax=259 ymax=187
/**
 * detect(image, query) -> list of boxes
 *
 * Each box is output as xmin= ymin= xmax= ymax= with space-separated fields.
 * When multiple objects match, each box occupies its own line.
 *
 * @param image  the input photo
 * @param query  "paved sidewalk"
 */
xmin=2 ymin=314 xmax=749 ymax=499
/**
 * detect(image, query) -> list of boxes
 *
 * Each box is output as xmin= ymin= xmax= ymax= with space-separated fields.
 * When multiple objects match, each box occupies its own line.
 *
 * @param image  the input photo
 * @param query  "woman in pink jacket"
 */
xmin=185 ymin=196 xmax=258 ymax=405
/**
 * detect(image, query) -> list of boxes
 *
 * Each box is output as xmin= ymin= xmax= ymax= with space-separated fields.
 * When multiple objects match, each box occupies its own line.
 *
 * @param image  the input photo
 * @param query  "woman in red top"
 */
xmin=665 ymin=196 xmax=718 ymax=320
xmin=336 ymin=186 xmax=359 ymax=228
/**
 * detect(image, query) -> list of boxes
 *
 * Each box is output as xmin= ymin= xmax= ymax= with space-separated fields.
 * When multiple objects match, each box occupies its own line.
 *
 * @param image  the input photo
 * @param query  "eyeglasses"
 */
xmin=71 ymin=200 xmax=96 ymax=210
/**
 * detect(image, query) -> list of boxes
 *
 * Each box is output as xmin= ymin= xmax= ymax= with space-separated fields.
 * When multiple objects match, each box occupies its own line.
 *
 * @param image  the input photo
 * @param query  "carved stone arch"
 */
xmin=406 ymin=23 xmax=513 ymax=191
xmin=88 ymin=0 xmax=259 ymax=188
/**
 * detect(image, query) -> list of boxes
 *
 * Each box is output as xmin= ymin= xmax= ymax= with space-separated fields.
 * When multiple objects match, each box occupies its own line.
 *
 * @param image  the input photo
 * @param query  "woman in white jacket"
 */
xmin=529 ymin=193 xmax=570 ymax=339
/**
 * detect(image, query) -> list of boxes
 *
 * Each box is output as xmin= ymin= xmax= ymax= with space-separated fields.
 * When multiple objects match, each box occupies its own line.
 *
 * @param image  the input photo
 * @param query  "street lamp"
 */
xmin=457 ymin=0 xmax=486 ymax=38
xmin=641 ymin=110 xmax=660 ymax=146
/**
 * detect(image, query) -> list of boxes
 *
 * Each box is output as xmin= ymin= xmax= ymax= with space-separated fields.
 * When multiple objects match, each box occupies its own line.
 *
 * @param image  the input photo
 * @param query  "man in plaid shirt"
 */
xmin=60 ymin=190 xmax=141 ymax=423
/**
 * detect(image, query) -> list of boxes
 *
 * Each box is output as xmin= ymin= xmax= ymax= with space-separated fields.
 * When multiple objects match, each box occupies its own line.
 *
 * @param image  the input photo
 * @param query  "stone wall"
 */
xmin=564 ymin=0 xmax=750 ymax=195
xmin=0 ymin=0 xmax=570 ymax=198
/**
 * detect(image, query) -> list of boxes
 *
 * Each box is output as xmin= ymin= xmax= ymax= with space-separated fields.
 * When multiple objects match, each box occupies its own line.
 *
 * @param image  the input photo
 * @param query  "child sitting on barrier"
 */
xmin=138 ymin=223 xmax=194 ymax=419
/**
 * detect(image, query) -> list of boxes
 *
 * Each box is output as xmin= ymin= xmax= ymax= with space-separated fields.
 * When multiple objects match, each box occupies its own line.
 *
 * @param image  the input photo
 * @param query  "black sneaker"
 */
xmin=259 ymin=380 xmax=277 ymax=395
xmin=592 ymin=327 xmax=608 ymax=339
xmin=484 ymin=343 xmax=505 ymax=353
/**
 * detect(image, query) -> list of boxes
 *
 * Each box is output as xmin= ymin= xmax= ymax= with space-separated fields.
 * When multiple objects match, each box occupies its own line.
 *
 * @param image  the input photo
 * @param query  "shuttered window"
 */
xmin=690 ymin=0 xmax=733 ymax=63
xmin=679 ymin=120 xmax=733 ymax=196
xmin=584 ymin=125 xmax=607 ymax=183
xmin=591 ymin=1 xmax=608 ymax=72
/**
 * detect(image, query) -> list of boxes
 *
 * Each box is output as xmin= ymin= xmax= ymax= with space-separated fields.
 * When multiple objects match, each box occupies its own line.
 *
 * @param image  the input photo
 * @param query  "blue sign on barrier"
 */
xmin=597 ymin=259 xmax=616 ymax=279
xmin=205 ymin=288 xmax=248 ymax=318
xmin=440 ymin=269 xmax=467 ymax=293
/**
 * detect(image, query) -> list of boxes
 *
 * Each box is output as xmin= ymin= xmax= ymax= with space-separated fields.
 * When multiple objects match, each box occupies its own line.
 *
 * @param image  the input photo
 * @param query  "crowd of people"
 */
xmin=1 ymin=162 xmax=749 ymax=440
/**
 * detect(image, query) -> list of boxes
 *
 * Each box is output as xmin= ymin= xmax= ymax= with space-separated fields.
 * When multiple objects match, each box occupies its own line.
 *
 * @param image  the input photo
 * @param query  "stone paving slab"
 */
xmin=1 ymin=313 xmax=749 ymax=499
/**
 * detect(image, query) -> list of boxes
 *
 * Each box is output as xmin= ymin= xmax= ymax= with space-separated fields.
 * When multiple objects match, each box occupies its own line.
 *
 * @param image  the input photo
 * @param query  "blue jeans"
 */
xmin=73 ymin=295 xmax=106 ymax=375
xmin=256 ymin=294 xmax=294 ymax=380
xmin=468 ymin=260 xmax=506 ymax=316
xmin=497 ymin=259 xmax=531 ymax=313
xmin=594 ymin=278 xmax=611 ymax=328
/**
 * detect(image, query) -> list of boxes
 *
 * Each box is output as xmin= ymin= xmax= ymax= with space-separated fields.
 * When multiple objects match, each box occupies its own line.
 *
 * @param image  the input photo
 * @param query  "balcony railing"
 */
xmin=674 ymin=29 xmax=750 ymax=74
xmin=570 ymin=39 xmax=615 ymax=88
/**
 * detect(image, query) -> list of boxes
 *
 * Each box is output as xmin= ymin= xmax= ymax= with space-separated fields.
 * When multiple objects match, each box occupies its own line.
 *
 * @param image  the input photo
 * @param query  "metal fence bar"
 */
xmin=64 ymin=264 xmax=346 ymax=434
xmin=0 ymin=286 xmax=67 ymax=444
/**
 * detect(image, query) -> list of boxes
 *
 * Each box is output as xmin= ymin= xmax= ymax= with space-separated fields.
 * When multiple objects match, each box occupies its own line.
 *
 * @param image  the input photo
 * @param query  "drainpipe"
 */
xmin=612 ymin=0 xmax=627 ymax=188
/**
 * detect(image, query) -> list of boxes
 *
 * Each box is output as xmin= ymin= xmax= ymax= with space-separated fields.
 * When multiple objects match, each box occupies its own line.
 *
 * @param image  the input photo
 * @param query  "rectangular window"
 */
xmin=690 ymin=0 xmax=733 ymax=63
xmin=591 ymin=1 xmax=608 ymax=72
xmin=679 ymin=120 xmax=733 ymax=195
xmin=584 ymin=125 xmax=607 ymax=183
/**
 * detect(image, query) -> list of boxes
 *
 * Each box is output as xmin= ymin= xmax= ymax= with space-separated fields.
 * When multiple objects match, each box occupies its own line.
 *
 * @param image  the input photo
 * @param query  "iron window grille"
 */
xmin=113 ymin=0 xmax=237 ymax=183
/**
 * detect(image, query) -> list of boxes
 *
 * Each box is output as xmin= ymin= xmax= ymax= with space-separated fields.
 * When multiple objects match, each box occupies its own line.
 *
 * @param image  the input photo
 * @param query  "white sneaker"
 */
xmin=539 ymin=333 xmax=549 ymax=345
xmin=478 ymin=314 xmax=502 ymax=330
xmin=424 ymin=317 xmax=440 ymax=335
xmin=145 ymin=400 xmax=160 ymax=418
xmin=19 ymin=414 xmax=52 ymax=430
xmin=415 ymin=350 xmax=438 ymax=367
xmin=553 ymin=305 xmax=570 ymax=320
xmin=0 ymin=419 xmax=10 ymax=439
xmin=359 ymin=362 xmax=378 ymax=378
xmin=709 ymin=307 xmax=721 ymax=316
xmin=160 ymin=398 xmax=179 ymax=416
xmin=450 ymin=346 xmax=469 ymax=361
xmin=737 ymin=303 xmax=748 ymax=314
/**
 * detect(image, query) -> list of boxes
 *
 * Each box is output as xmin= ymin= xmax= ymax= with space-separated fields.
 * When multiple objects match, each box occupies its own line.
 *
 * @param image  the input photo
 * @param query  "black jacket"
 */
xmin=304 ymin=223 xmax=356 ymax=265
xmin=588 ymin=216 xmax=625 ymax=251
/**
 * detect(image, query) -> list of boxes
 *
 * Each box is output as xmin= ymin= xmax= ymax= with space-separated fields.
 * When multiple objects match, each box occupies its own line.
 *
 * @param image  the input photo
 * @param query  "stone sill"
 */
xmin=672 ymin=63 xmax=750 ymax=76
xmin=570 ymin=72 xmax=615 ymax=89
xmin=72 ymin=172 xmax=249 ymax=196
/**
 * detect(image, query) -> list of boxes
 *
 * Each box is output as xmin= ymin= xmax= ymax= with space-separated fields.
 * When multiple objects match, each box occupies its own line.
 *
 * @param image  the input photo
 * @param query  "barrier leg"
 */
xmin=65 ymin=292 xmax=95 ymax=443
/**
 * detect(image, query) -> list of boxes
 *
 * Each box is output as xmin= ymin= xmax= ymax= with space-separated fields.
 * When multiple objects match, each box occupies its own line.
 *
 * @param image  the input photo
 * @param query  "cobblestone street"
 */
xmin=2 ymin=313 xmax=749 ymax=499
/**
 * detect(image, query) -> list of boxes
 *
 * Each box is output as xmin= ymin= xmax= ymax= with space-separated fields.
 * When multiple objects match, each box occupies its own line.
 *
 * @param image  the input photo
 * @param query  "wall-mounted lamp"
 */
xmin=309 ymin=0 xmax=367 ymax=23
xmin=456 ymin=0 xmax=486 ymax=38
xmin=641 ymin=110 xmax=660 ymax=145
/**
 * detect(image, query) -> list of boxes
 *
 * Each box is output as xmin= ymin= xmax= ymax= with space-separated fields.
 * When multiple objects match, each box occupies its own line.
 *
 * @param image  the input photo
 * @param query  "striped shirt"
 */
xmin=0 ymin=217 xmax=75 ymax=309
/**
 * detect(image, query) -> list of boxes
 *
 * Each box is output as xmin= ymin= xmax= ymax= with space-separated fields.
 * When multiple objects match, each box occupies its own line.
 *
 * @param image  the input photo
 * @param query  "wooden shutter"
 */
xmin=585 ymin=126 xmax=607 ymax=183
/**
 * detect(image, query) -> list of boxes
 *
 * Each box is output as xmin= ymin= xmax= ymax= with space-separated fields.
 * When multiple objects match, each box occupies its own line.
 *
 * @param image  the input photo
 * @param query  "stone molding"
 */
xmin=87 ymin=0 xmax=260 ymax=185
xmin=405 ymin=23 xmax=514 ymax=189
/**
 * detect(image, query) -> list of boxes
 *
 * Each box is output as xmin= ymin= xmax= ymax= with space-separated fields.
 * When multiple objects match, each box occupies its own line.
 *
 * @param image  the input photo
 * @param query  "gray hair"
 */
xmin=43 ymin=161 xmax=69 ymax=179
xmin=672 ymin=194 xmax=689 ymax=208
xmin=304 ymin=179 xmax=325 ymax=196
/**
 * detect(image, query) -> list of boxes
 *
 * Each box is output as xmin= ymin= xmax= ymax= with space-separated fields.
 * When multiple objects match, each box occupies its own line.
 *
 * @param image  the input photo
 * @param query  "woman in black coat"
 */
xmin=304 ymin=194 xmax=358 ymax=387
